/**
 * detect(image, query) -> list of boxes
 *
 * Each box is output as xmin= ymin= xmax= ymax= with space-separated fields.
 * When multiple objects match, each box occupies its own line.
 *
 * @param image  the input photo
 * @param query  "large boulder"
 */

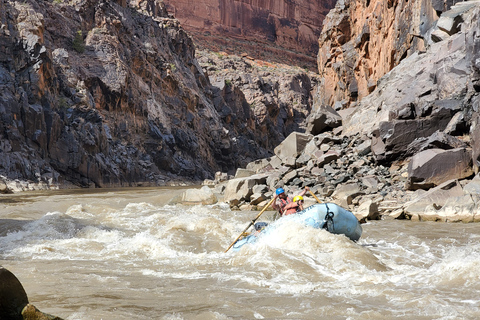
xmin=0 ymin=178 xmax=12 ymax=194
xmin=305 ymin=105 xmax=342 ymax=135
xmin=403 ymin=180 xmax=465 ymax=219
xmin=223 ymin=174 xmax=269 ymax=206
xmin=173 ymin=186 xmax=218 ymax=205
xmin=371 ymin=104 xmax=459 ymax=163
xmin=0 ymin=267 xmax=28 ymax=320
xmin=355 ymin=199 xmax=381 ymax=223
xmin=405 ymin=131 xmax=468 ymax=156
xmin=21 ymin=304 xmax=63 ymax=320
xmin=331 ymin=183 xmax=364 ymax=208
xmin=406 ymin=148 xmax=474 ymax=190
xmin=423 ymin=194 xmax=479 ymax=222
xmin=274 ymin=132 xmax=312 ymax=163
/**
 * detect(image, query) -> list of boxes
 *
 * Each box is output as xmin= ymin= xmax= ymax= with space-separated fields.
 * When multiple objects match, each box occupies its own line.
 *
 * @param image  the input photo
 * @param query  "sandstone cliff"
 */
xmin=316 ymin=0 xmax=463 ymax=108
xmin=162 ymin=0 xmax=336 ymax=70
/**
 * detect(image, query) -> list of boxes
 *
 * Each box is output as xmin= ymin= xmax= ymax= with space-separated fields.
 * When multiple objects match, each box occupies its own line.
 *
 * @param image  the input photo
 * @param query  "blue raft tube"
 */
xmin=232 ymin=203 xmax=362 ymax=251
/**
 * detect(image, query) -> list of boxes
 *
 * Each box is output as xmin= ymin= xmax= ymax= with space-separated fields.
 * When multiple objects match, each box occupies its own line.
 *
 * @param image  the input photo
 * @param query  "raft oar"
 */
xmin=309 ymin=189 xmax=322 ymax=204
xmin=224 ymin=197 xmax=275 ymax=253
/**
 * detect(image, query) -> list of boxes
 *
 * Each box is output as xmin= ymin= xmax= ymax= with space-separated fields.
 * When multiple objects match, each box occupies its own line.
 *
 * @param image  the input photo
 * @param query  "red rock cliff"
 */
xmin=163 ymin=0 xmax=336 ymax=68
xmin=316 ymin=0 xmax=463 ymax=109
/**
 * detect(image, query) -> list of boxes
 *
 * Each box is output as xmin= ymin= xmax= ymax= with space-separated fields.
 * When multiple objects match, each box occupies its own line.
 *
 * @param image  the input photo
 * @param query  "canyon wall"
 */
xmin=162 ymin=0 xmax=336 ymax=69
xmin=315 ymin=0 xmax=464 ymax=109
xmin=0 ymin=0 xmax=318 ymax=190
xmin=0 ymin=0 xmax=269 ymax=188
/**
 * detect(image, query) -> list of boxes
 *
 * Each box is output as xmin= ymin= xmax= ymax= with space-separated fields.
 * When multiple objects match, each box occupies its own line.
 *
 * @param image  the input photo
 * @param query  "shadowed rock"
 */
xmin=0 ymin=267 xmax=28 ymax=320
xmin=223 ymin=174 xmax=269 ymax=206
xmin=305 ymin=105 xmax=342 ymax=135
xmin=406 ymin=148 xmax=474 ymax=190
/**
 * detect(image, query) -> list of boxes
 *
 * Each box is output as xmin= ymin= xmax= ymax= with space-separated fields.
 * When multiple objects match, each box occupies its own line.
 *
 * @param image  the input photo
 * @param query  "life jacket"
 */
xmin=277 ymin=197 xmax=292 ymax=216
xmin=283 ymin=202 xmax=300 ymax=216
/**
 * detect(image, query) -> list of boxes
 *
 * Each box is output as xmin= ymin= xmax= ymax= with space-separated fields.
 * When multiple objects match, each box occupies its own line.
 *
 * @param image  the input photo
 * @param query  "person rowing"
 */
xmin=272 ymin=186 xmax=309 ymax=217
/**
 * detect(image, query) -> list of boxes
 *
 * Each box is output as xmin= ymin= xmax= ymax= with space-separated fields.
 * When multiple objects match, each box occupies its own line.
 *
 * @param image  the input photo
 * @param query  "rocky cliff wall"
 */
xmin=316 ymin=0 xmax=464 ymax=109
xmin=162 ymin=0 xmax=336 ymax=69
xmin=0 ymin=0 xmax=319 ymax=191
xmin=340 ymin=0 xmax=480 ymax=165
xmin=0 ymin=0 xmax=275 ymax=189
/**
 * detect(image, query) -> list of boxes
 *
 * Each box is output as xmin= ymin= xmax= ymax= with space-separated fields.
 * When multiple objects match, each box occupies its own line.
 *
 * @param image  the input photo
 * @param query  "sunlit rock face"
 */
xmin=316 ymin=0 xmax=465 ymax=109
xmin=162 ymin=0 xmax=336 ymax=68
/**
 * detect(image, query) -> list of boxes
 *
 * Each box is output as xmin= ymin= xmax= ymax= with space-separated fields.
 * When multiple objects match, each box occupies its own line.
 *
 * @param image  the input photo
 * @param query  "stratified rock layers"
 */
xmin=163 ymin=0 xmax=336 ymax=67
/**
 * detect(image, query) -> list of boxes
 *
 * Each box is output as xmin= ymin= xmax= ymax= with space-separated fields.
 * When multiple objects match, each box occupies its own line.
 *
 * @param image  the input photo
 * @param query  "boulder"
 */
xmin=0 ymin=179 xmax=12 ymax=194
xmin=274 ymin=132 xmax=312 ymax=162
xmin=331 ymin=183 xmax=364 ymax=208
xmin=250 ymin=185 xmax=269 ymax=205
xmin=269 ymin=156 xmax=284 ymax=169
xmin=355 ymin=199 xmax=381 ymax=222
xmin=361 ymin=175 xmax=380 ymax=193
xmin=173 ymin=186 xmax=218 ymax=205
xmin=234 ymin=168 xmax=255 ymax=178
xmin=372 ymin=106 xmax=456 ymax=163
xmin=463 ymin=175 xmax=480 ymax=196
xmin=214 ymin=172 xmax=229 ymax=184
xmin=245 ymin=159 xmax=271 ymax=173
xmin=403 ymin=179 xmax=464 ymax=218
xmin=315 ymin=150 xmax=340 ymax=167
xmin=406 ymin=148 xmax=474 ymax=190
xmin=354 ymin=140 xmax=371 ymax=156
xmin=296 ymin=139 xmax=322 ymax=166
xmin=223 ymin=174 xmax=268 ymax=206
xmin=422 ymin=194 xmax=477 ymax=222
xmin=0 ymin=267 xmax=28 ymax=320
xmin=21 ymin=304 xmax=63 ymax=320
xmin=305 ymin=105 xmax=342 ymax=135
xmin=405 ymin=131 xmax=468 ymax=156
xmin=436 ymin=1 xmax=478 ymax=36
xmin=282 ymin=170 xmax=298 ymax=185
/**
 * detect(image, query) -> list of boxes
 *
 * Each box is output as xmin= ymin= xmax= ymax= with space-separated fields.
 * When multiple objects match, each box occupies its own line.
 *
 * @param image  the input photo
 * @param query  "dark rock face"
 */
xmin=371 ymin=102 xmax=460 ymax=163
xmin=0 ymin=267 xmax=28 ymax=320
xmin=0 ymin=0 xmax=273 ymax=189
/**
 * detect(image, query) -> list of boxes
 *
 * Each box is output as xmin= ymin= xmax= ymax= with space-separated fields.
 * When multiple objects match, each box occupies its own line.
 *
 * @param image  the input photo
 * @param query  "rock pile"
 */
xmin=202 ymin=127 xmax=479 ymax=223
xmin=196 ymin=50 xmax=320 ymax=150
xmin=196 ymin=1 xmax=480 ymax=223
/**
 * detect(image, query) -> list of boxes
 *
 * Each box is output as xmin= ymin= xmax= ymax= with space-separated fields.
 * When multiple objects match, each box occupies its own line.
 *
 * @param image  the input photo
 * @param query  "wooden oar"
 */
xmin=224 ymin=197 xmax=275 ymax=253
xmin=309 ymin=189 xmax=322 ymax=204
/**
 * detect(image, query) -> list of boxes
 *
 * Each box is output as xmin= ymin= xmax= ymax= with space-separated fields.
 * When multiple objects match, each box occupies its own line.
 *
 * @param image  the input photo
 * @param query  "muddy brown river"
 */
xmin=1 ymin=188 xmax=479 ymax=319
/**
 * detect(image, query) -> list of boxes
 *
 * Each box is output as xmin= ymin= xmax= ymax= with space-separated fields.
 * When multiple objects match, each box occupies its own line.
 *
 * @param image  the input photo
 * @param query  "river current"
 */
xmin=1 ymin=187 xmax=479 ymax=319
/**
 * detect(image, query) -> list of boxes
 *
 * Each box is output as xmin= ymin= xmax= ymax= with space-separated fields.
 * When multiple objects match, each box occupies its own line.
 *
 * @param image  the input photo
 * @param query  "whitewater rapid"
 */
xmin=1 ymin=188 xmax=479 ymax=319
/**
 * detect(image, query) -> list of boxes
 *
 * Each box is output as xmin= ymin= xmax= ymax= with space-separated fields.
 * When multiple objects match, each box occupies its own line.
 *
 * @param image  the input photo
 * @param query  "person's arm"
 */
xmin=299 ymin=186 xmax=309 ymax=197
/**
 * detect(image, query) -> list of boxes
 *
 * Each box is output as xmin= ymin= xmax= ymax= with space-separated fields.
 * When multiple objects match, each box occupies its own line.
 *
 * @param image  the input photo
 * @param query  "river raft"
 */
xmin=232 ymin=203 xmax=363 ymax=251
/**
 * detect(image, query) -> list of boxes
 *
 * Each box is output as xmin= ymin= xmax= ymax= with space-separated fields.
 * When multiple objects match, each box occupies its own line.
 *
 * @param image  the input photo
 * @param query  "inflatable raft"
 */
xmin=232 ymin=203 xmax=362 ymax=251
